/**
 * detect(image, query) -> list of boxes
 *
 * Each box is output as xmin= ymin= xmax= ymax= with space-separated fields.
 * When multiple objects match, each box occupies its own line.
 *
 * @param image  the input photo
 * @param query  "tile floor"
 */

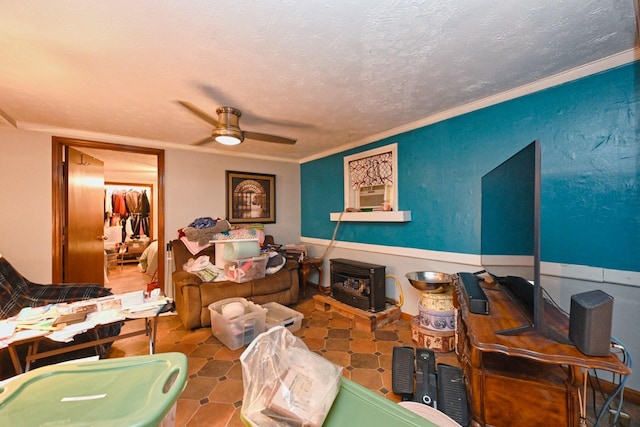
xmin=106 ymin=265 xmax=638 ymax=427
xmin=108 ymin=300 xmax=426 ymax=425
xmin=106 ymin=265 xmax=460 ymax=426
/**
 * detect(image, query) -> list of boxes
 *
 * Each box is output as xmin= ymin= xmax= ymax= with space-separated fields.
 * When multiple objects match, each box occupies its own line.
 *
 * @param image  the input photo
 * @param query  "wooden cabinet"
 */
xmin=474 ymin=353 xmax=576 ymax=426
xmin=454 ymin=277 xmax=630 ymax=427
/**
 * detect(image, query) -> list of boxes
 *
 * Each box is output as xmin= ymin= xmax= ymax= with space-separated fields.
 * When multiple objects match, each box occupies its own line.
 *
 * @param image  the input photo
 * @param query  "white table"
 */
xmin=2 ymin=296 xmax=172 ymax=374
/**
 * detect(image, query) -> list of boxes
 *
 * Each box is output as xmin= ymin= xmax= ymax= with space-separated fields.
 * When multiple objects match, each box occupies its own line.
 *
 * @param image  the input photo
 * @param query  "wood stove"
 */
xmin=330 ymin=258 xmax=386 ymax=312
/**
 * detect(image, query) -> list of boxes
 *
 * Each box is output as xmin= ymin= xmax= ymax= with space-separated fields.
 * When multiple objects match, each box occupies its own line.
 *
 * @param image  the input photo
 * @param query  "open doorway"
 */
xmin=51 ymin=137 xmax=165 ymax=293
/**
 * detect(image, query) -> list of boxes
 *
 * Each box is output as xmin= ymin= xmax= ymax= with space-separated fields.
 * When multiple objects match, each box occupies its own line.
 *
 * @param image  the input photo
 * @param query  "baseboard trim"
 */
xmin=594 ymin=374 xmax=640 ymax=405
xmin=301 ymin=237 xmax=640 ymax=287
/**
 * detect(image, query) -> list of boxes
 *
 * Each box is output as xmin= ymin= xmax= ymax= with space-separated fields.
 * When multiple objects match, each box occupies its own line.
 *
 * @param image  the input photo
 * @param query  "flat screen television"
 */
xmin=480 ymin=140 xmax=567 ymax=342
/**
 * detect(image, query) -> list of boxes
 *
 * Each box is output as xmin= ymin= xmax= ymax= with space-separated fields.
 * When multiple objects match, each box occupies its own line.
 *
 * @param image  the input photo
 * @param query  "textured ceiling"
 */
xmin=1 ymin=1 xmax=637 ymax=162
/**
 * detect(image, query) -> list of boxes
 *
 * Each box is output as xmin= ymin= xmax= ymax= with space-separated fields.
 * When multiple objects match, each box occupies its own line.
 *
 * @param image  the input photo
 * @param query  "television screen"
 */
xmin=478 ymin=140 xmax=568 ymax=342
xmin=481 ymin=141 xmax=537 ymax=283
xmin=481 ymin=140 xmax=543 ymax=334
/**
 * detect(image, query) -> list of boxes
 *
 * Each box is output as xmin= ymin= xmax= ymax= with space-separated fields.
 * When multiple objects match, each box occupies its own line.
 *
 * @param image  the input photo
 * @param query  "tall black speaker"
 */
xmin=569 ymin=290 xmax=613 ymax=357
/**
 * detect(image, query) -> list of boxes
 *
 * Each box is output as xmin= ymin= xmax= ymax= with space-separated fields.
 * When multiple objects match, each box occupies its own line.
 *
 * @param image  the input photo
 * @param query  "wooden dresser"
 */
xmin=453 ymin=276 xmax=631 ymax=427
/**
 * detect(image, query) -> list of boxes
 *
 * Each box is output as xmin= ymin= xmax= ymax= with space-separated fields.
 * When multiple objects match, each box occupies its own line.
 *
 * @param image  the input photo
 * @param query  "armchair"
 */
xmin=172 ymin=238 xmax=299 ymax=330
xmin=0 ymin=254 xmax=121 ymax=378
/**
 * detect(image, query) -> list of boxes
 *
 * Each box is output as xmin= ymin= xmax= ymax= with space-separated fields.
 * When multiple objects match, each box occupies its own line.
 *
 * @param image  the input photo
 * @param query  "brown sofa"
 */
xmin=171 ymin=238 xmax=299 ymax=330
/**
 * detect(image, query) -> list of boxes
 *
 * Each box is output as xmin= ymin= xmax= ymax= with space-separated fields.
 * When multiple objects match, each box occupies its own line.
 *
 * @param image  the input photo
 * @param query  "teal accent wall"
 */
xmin=301 ymin=62 xmax=640 ymax=273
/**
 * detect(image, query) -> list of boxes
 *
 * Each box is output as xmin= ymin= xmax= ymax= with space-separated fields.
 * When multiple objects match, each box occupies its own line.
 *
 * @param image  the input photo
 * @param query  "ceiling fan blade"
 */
xmin=197 ymin=84 xmax=238 ymax=111
xmin=177 ymin=100 xmax=220 ymax=127
xmin=197 ymin=83 xmax=314 ymax=129
xmin=191 ymin=136 xmax=215 ymax=146
xmin=243 ymin=131 xmax=296 ymax=145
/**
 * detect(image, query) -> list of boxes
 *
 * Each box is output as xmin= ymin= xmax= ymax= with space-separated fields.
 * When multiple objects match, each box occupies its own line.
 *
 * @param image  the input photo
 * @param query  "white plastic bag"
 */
xmin=183 ymin=255 xmax=218 ymax=281
xmin=240 ymin=326 xmax=342 ymax=427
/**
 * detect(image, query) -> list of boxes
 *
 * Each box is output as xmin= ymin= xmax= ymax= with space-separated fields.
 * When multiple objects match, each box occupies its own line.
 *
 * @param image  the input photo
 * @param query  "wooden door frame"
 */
xmin=52 ymin=137 xmax=165 ymax=288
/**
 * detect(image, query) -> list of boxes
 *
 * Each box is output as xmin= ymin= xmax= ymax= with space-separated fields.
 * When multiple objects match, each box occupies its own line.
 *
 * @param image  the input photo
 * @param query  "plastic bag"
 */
xmin=183 ymin=255 xmax=218 ymax=281
xmin=240 ymin=326 xmax=342 ymax=427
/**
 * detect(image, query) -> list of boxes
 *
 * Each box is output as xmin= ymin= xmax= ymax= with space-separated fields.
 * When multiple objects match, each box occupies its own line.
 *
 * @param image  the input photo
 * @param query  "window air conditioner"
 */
xmin=357 ymin=185 xmax=390 ymax=210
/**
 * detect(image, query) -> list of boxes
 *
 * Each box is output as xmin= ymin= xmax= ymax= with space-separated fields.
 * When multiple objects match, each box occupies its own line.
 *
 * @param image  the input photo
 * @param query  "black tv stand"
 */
xmin=494 ymin=275 xmax=572 ymax=344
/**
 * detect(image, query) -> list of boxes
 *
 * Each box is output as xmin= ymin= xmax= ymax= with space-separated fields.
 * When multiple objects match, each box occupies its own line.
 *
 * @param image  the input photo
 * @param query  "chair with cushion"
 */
xmin=171 ymin=237 xmax=299 ymax=330
xmin=0 ymin=254 xmax=121 ymax=378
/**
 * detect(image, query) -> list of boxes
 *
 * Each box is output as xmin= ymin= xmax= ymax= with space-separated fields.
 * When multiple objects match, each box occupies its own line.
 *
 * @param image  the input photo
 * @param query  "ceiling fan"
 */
xmin=178 ymin=101 xmax=297 ymax=146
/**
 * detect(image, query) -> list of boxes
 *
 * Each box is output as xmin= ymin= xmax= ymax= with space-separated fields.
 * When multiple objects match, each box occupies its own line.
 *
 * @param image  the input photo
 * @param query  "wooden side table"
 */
xmin=299 ymin=257 xmax=324 ymax=296
xmin=453 ymin=276 xmax=631 ymax=426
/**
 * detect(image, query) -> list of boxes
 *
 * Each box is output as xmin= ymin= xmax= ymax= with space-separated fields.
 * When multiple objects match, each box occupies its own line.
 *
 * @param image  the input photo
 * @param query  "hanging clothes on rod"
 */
xmin=104 ymin=185 xmax=152 ymax=242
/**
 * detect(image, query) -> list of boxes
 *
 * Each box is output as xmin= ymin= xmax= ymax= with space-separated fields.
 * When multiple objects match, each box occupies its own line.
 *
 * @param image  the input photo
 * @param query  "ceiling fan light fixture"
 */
xmin=181 ymin=102 xmax=296 ymax=146
xmin=213 ymin=106 xmax=244 ymax=145
xmin=215 ymin=134 xmax=242 ymax=145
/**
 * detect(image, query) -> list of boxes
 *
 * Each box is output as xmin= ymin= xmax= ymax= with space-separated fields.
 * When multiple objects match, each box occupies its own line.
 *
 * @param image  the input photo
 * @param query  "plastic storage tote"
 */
xmin=242 ymin=377 xmax=441 ymax=427
xmin=0 ymin=352 xmax=188 ymax=427
xmin=209 ymin=297 xmax=267 ymax=350
xmin=262 ymin=302 xmax=303 ymax=332
xmin=223 ymin=255 xmax=268 ymax=283
xmin=322 ymin=377 xmax=442 ymax=426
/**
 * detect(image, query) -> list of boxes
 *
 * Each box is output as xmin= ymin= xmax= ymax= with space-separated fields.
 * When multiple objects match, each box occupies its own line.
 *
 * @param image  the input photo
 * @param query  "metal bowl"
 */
xmin=405 ymin=271 xmax=452 ymax=293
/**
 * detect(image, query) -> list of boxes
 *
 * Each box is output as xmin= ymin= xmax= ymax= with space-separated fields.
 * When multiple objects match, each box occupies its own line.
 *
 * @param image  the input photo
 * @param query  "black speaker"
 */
xmin=569 ymin=290 xmax=613 ymax=356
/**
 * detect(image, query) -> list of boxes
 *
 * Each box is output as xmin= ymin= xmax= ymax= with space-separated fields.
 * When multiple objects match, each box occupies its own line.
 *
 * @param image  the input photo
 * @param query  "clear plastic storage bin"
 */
xmin=263 ymin=302 xmax=303 ymax=332
xmin=209 ymin=298 xmax=267 ymax=350
xmin=224 ymin=255 xmax=268 ymax=283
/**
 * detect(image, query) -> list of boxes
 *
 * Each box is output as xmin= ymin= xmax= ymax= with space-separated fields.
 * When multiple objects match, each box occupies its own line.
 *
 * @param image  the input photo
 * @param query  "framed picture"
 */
xmin=226 ymin=171 xmax=276 ymax=223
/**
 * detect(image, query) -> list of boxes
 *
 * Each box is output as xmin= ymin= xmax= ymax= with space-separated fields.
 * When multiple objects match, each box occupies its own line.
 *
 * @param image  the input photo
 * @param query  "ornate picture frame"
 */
xmin=226 ymin=171 xmax=276 ymax=223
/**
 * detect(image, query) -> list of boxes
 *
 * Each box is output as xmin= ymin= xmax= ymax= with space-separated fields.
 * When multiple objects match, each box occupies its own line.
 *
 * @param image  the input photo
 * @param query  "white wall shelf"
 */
xmin=330 ymin=211 xmax=411 ymax=222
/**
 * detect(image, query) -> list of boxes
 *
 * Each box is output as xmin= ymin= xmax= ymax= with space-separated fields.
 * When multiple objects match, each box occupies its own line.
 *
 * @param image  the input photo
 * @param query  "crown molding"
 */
xmin=300 ymin=48 xmax=640 ymax=164
xmin=14 ymin=122 xmax=300 ymax=164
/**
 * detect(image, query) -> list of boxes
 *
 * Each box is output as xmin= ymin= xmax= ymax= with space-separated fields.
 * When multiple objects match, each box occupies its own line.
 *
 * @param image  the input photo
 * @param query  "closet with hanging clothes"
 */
xmin=104 ymin=183 xmax=153 ymax=271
